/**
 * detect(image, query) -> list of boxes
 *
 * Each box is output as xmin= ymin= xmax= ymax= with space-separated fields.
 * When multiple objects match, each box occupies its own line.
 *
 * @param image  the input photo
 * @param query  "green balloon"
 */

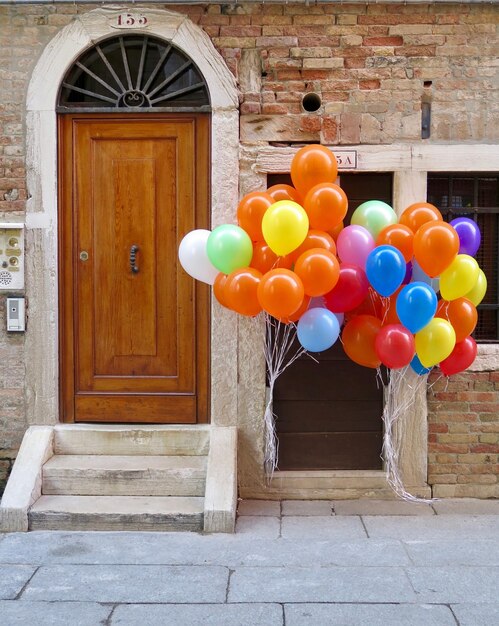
xmin=351 ymin=200 xmax=397 ymax=239
xmin=207 ymin=224 xmax=253 ymax=274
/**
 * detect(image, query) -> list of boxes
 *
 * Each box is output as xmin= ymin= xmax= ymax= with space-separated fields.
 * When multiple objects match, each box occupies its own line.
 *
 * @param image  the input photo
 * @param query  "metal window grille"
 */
xmin=427 ymin=175 xmax=499 ymax=342
xmin=57 ymin=34 xmax=210 ymax=113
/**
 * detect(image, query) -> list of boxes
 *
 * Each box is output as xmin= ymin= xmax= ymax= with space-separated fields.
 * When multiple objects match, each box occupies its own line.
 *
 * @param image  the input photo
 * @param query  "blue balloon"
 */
xmin=411 ymin=258 xmax=440 ymax=293
xmin=366 ymin=245 xmax=406 ymax=297
xmin=410 ymin=354 xmax=432 ymax=376
xmin=297 ymin=308 xmax=340 ymax=353
xmin=396 ymin=281 xmax=437 ymax=334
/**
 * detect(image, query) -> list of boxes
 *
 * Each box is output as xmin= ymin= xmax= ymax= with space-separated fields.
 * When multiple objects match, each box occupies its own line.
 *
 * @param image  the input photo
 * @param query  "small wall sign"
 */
xmin=110 ymin=13 xmax=149 ymax=30
xmin=335 ymin=150 xmax=357 ymax=170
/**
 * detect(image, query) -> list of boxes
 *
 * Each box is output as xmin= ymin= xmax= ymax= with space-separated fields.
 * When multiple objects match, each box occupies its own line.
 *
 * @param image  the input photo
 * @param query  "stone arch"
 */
xmin=24 ymin=7 xmax=240 ymax=427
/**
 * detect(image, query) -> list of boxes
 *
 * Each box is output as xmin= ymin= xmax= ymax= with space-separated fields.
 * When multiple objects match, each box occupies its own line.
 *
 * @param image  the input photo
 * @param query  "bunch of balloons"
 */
xmin=179 ymin=145 xmax=486 ymax=377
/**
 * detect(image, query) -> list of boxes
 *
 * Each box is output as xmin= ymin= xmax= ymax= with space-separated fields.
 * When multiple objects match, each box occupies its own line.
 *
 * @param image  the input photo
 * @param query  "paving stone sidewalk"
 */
xmin=0 ymin=498 xmax=498 ymax=625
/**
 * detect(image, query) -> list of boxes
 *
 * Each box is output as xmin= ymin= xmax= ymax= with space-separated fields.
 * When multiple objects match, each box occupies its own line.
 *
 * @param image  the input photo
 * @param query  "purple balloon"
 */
xmin=403 ymin=262 xmax=413 ymax=285
xmin=450 ymin=217 xmax=481 ymax=257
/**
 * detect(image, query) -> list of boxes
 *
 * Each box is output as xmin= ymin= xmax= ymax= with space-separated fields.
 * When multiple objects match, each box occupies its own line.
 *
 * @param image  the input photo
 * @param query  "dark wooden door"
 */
xmin=59 ymin=114 xmax=210 ymax=423
xmin=269 ymin=173 xmax=392 ymax=470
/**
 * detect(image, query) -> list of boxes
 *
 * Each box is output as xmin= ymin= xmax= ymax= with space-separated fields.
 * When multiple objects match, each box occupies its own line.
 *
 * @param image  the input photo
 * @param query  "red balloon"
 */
xmin=375 ymin=324 xmax=415 ymax=369
xmin=440 ymin=336 xmax=478 ymax=376
xmin=324 ymin=264 xmax=369 ymax=313
xmin=342 ymin=315 xmax=382 ymax=369
xmin=266 ymin=184 xmax=302 ymax=204
xmin=237 ymin=191 xmax=274 ymax=242
xmin=345 ymin=287 xmax=384 ymax=322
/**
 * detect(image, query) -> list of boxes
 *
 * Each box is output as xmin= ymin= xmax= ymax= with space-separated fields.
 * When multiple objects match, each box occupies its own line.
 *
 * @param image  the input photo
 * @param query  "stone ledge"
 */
xmin=0 ymin=426 xmax=54 ymax=533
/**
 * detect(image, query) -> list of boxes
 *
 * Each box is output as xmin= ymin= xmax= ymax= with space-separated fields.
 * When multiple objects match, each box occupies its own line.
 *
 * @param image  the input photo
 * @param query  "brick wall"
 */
xmin=0 ymin=2 xmax=498 ymax=497
xmin=174 ymin=2 xmax=499 ymax=144
xmin=428 ymin=371 xmax=499 ymax=498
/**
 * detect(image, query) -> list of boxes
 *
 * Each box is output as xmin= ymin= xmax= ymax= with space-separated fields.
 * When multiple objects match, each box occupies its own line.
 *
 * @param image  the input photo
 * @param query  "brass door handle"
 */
xmin=130 ymin=245 xmax=139 ymax=273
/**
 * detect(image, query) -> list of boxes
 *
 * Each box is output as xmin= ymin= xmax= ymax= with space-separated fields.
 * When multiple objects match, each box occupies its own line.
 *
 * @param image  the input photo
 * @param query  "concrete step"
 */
xmin=54 ymin=424 xmax=210 ymax=456
xmin=42 ymin=455 xmax=207 ymax=497
xmin=29 ymin=495 xmax=204 ymax=532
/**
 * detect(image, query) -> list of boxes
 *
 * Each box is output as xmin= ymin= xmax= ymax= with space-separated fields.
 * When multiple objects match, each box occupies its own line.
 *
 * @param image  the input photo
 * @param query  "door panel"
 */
xmin=267 ymin=173 xmax=392 ymax=470
xmin=59 ymin=114 xmax=210 ymax=423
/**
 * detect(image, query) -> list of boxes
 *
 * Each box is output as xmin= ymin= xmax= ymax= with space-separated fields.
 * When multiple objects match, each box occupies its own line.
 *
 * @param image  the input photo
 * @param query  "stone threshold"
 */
xmin=240 ymin=470 xmax=432 ymax=501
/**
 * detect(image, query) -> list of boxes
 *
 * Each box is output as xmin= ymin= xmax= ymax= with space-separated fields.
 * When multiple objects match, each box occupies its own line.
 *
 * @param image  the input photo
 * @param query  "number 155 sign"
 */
xmin=110 ymin=13 xmax=149 ymax=29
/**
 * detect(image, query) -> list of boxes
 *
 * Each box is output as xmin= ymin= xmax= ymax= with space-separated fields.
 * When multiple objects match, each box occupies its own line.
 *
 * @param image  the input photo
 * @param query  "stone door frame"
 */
xmin=24 ymin=7 xmax=240 ymax=429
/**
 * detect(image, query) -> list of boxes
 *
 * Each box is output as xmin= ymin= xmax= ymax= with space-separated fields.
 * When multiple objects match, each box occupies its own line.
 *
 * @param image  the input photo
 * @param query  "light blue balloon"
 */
xmin=366 ymin=245 xmax=406 ymax=297
xmin=396 ymin=281 xmax=437 ymax=334
xmin=297 ymin=308 xmax=340 ymax=353
xmin=410 ymin=354 xmax=432 ymax=376
xmin=412 ymin=258 xmax=440 ymax=293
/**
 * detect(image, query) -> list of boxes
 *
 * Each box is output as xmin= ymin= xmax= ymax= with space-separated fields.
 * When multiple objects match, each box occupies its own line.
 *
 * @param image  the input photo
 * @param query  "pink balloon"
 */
xmin=337 ymin=225 xmax=375 ymax=269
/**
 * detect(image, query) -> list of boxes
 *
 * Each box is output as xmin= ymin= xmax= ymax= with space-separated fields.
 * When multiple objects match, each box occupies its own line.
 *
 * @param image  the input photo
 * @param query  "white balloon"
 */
xmin=178 ymin=229 xmax=219 ymax=285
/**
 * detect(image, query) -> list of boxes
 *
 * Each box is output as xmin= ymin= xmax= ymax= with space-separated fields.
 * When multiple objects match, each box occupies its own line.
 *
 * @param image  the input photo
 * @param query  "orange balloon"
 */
xmin=257 ymin=269 xmax=305 ymax=319
xmin=251 ymin=241 xmax=293 ymax=274
xmin=225 ymin=268 xmax=263 ymax=317
xmin=290 ymin=145 xmax=339 ymax=197
xmin=342 ymin=314 xmax=383 ymax=369
xmin=281 ymin=295 xmax=311 ymax=324
xmin=399 ymin=202 xmax=443 ymax=233
xmin=413 ymin=221 xmax=459 ymax=278
xmin=294 ymin=248 xmax=340 ymax=297
xmin=436 ymin=297 xmax=478 ymax=343
xmin=266 ymin=184 xmax=302 ymax=204
xmin=328 ymin=221 xmax=344 ymax=242
xmin=237 ymin=191 xmax=274 ymax=242
xmin=213 ymin=273 xmax=230 ymax=309
xmin=290 ymin=229 xmax=336 ymax=262
xmin=303 ymin=183 xmax=348 ymax=231
xmin=376 ymin=224 xmax=414 ymax=263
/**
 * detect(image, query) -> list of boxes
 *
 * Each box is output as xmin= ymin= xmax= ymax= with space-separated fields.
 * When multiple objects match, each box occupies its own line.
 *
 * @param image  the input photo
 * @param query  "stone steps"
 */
xmin=53 ymin=424 xmax=210 ymax=456
xmin=42 ymin=455 xmax=207 ymax=497
xmin=29 ymin=495 xmax=204 ymax=532
xmin=1 ymin=424 xmax=237 ymax=534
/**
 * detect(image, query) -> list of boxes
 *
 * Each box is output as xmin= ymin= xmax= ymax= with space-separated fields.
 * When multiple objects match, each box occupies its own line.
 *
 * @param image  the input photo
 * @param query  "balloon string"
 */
xmin=263 ymin=313 xmax=307 ymax=479
xmin=381 ymin=367 xmax=438 ymax=504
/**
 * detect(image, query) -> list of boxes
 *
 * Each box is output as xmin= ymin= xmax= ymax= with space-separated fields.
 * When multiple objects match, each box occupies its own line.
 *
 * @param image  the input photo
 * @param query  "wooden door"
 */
xmin=59 ymin=114 xmax=210 ymax=423
xmin=269 ymin=173 xmax=392 ymax=470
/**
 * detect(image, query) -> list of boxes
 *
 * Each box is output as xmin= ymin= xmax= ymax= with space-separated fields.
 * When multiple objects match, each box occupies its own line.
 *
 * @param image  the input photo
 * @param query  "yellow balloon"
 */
xmin=464 ymin=268 xmax=487 ymax=306
xmin=416 ymin=318 xmax=456 ymax=368
xmin=439 ymin=254 xmax=479 ymax=301
xmin=262 ymin=200 xmax=309 ymax=256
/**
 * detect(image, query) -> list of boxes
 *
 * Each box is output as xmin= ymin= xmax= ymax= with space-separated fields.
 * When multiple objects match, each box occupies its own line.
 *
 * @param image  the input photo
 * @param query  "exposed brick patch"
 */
xmin=359 ymin=79 xmax=381 ymax=90
xmin=428 ymin=371 xmax=499 ymax=498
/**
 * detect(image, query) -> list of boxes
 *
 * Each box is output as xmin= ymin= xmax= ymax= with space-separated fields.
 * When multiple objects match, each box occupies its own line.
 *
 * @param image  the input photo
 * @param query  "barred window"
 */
xmin=427 ymin=175 xmax=499 ymax=342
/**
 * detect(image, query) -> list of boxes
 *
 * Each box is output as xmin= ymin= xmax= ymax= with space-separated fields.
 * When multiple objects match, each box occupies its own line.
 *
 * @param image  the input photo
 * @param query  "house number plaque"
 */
xmin=110 ymin=13 xmax=149 ymax=29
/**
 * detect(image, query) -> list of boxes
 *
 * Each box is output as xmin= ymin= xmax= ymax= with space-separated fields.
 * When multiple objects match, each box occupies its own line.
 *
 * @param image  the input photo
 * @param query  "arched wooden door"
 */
xmin=57 ymin=37 xmax=210 ymax=424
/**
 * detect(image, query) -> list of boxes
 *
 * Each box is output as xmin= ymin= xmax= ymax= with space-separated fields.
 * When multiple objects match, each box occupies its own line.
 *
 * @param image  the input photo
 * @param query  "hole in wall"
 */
xmin=302 ymin=92 xmax=322 ymax=113
xmin=423 ymin=81 xmax=433 ymax=88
